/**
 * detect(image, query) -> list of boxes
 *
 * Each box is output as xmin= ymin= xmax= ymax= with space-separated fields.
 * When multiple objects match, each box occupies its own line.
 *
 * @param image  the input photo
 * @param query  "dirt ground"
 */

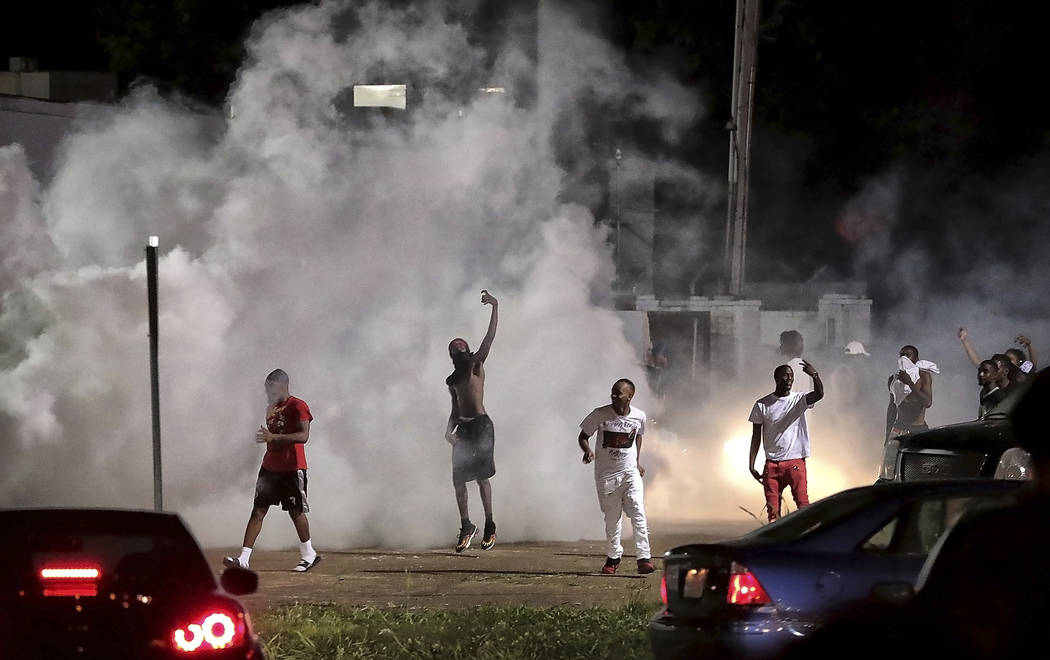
xmin=204 ymin=520 xmax=757 ymax=611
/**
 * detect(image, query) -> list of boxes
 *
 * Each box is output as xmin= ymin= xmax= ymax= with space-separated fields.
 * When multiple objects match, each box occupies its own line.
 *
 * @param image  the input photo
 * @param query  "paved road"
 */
xmin=206 ymin=520 xmax=758 ymax=610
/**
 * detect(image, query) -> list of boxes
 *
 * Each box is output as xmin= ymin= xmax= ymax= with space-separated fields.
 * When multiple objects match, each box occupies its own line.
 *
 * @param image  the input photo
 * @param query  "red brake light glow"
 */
xmin=39 ymin=563 xmax=102 ymax=597
xmin=660 ymin=573 xmax=667 ymax=605
xmin=727 ymin=562 xmax=772 ymax=605
xmin=40 ymin=567 xmax=100 ymax=580
xmin=173 ymin=610 xmax=243 ymax=653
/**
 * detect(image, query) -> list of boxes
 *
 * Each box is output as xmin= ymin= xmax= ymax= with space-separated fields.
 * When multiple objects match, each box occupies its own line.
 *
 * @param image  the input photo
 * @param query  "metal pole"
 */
xmin=146 ymin=236 xmax=162 ymax=511
xmin=691 ymin=317 xmax=698 ymax=383
xmin=725 ymin=0 xmax=760 ymax=297
xmin=723 ymin=0 xmax=745 ymax=293
xmin=614 ymin=147 xmax=623 ymax=288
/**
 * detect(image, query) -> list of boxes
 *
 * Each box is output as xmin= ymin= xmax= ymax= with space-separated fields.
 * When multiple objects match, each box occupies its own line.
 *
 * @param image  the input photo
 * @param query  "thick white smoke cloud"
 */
xmin=0 ymin=0 xmax=717 ymax=549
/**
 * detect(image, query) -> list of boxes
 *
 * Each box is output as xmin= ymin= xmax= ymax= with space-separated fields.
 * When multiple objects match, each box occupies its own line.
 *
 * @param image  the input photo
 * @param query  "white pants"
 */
xmin=596 ymin=469 xmax=650 ymax=560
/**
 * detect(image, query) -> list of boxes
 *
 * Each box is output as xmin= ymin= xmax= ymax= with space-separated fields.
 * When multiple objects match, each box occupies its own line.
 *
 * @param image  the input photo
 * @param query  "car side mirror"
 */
xmin=220 ymin=567 xmax=258 ymax=595
xmin=869 ymin=581 xmax=914 ymax=606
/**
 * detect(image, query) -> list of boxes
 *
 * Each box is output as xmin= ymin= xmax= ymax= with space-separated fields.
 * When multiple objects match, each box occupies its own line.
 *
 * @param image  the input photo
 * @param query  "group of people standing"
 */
xmin=959 ymin=327 xmax=1038 ymax=418
xmin=221 ymin=290 xmax=656 ymax=575
xmin=746 ymin=326 xmax=1041 ymax=524
xmin=218 ymin=300 xmax=1041 ymax=575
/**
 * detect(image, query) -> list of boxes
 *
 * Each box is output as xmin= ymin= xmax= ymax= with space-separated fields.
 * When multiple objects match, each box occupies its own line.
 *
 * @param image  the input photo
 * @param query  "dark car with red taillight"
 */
xmin=649 ymin=479 xmax=1026 ymax=659
xmin=0 ymin=508 xmax=264 ymax=659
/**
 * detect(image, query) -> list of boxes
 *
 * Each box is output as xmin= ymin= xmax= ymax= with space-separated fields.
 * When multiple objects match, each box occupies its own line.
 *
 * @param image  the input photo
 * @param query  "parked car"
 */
xmin=0 ymin=508 xmax=264 ymax=659
xmin=878 ymin=411 xmax=1031 ymax=483
xmin=648 ymin=479 xmax=1025 ymax=659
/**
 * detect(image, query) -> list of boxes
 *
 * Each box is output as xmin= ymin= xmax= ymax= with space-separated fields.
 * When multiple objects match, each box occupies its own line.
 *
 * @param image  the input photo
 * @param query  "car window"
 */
xmin=861 ymin=517 xmax=898 ymax=552
xmin=862 ymin=496 xmax=983 ymax=556
xmin=742 ymin=488 xmax=880 ymax=544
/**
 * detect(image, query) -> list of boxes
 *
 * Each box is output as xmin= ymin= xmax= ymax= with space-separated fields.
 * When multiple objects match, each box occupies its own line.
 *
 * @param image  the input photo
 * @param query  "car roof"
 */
xmin=669 ymin=479 xmax=1027 ymax=553
xmin=0 ymin=508 xmax=189 ymax=534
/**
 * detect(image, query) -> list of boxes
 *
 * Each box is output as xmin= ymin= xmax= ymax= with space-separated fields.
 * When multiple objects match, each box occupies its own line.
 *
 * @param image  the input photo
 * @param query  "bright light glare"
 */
xmin=174 ymin=625 xmax=204 ymax=652
xmin=202 ymin=613 xmax=236 ymax=649
xmin=40 ymin=567 xmax=100 ymax=580
xmin=173 ymin=612 xmax=236 ymax=652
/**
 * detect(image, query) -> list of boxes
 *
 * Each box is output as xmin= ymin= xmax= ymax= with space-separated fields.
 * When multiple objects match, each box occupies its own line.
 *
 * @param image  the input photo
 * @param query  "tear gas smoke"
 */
xmin=0 ymin=0 xmax=714 ymax=549
xmin=4 ymin=0 xmax=1043 ymax=549
xmin=645 ymin=158 xmax=1049 ymax=523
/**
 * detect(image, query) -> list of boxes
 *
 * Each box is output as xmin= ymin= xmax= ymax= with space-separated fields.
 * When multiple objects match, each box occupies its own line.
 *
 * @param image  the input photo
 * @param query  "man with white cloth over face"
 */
xmin=886 ymin=345 xmax=939 ymax=440
xmin=578 ymin=379 xmax=655 ymax=575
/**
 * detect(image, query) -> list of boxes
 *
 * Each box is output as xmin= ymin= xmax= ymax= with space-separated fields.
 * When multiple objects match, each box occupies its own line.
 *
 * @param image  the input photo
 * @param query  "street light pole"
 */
xmin=146 ymin=236 xmax=163 ymax=511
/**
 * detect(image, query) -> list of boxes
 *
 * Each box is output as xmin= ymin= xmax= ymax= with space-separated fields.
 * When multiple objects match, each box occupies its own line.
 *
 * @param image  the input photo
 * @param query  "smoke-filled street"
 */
xmin=2 ymin=1 xmax=1049 ymax=658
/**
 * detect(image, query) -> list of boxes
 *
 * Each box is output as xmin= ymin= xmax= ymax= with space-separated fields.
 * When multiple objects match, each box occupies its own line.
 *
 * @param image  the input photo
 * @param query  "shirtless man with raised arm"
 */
xmin=446 ymin=290 xmax=499 ymax=553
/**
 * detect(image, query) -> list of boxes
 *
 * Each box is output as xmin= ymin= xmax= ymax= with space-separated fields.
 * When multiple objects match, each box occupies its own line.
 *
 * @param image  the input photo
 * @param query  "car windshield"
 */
xmin=738 ymin=487 xmax=881 ymax=544
xmin=0 ymin=510 xmax=215 ymax=595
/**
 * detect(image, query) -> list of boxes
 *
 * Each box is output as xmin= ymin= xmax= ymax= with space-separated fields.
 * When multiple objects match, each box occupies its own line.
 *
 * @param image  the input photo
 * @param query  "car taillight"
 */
xmin=172 ymin=604 xmax=247 ymax=653
xmin=660 ymin=573 xmax=667 ymax=605
xmin=38 ymin=563 xmax=102 ymax=597
xmin=726 ymin=562 xmax=771 ymax=605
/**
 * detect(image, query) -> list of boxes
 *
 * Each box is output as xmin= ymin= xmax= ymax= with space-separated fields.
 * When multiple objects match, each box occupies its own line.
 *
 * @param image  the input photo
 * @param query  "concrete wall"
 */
xmin=0 ymin=71 xmax=116 ymax=103
xmin=760 ymin=294 xmax=872 ymax=351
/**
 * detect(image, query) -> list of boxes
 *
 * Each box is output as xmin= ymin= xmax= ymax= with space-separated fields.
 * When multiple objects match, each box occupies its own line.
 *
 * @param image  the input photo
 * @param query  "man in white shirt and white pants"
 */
xmin=748 ymin=361 xmax=825 ymax=522
xmin=578 ymin=378 xmax=655 ymax=575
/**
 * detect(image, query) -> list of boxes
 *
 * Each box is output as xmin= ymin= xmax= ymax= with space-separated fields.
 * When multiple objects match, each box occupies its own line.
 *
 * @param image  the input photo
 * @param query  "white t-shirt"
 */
xmin=580 ymin=404 xmax=647 ymax=480
xmin=748 ymin=391 xmax=811 ymax=461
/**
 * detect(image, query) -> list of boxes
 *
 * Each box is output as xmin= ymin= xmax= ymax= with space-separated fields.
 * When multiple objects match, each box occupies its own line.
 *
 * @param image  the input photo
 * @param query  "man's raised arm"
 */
xmin=1018 ymin=334 xmax=1037 ymax=369
xmin=474 ymin=290 xmax=498 ymax=363
xmin=959 ymin=328 xmax=981 ymax=368
xmin=802 ymin=360 xmax=824 ymax=405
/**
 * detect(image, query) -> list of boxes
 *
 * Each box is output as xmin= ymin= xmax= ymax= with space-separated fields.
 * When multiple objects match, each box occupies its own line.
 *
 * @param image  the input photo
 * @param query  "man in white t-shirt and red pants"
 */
xmin=578 ymin=378 xmax=655 ymax=575
xmin=747 ymin=361 xmax=825 ymax=522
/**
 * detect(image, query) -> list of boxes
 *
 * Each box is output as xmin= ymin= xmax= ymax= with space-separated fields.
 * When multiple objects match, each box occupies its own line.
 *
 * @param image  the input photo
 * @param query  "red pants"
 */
xmin=762 ymin=458 xmax=809 ymax=521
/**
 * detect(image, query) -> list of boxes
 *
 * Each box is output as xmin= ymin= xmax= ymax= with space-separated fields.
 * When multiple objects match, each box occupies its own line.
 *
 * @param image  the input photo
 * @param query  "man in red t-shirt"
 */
xmin=223 ymin=369 xmax=321 ymax=572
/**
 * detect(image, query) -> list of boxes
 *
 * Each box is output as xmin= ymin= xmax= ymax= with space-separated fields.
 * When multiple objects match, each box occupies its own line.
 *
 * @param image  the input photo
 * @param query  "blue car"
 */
xmin=649 ymin=479 xmax=1025 ymax=659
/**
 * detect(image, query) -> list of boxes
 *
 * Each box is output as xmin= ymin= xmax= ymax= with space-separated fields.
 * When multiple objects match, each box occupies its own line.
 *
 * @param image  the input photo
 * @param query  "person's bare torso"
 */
xmin=897 ymin=395 xmax=927 ymax=425
xmin=896 ymin=371 xmax=932 ymax=426
xmin=448 ymin=358 xmax=486 ymax=421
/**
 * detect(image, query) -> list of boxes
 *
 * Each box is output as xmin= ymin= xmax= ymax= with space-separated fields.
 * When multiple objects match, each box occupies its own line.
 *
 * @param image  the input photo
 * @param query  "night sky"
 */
xmin=5 ymin=0 xmax=1049 ymax=316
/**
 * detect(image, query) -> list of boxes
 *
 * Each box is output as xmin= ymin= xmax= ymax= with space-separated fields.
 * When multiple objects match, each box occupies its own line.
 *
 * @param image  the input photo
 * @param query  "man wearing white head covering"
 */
xmin=830 ymin=341 xmax=870 ymax=407
xmin=886 ymin=345 xmax=939 ymax=440
xmin=844 ymin=340 xmax=869 ymax=357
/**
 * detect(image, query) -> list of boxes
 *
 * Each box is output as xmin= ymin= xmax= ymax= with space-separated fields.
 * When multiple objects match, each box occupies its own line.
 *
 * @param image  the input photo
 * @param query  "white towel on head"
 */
xmin=889 ymin=356 xmax=940 ymax=405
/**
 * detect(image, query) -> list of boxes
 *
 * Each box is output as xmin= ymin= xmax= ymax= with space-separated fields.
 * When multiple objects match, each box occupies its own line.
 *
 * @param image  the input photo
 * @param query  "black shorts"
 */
xmin=253 ymin=467 xmax=309 ymax=513
xmin=452 ymin=415 xmax=496 ymax=483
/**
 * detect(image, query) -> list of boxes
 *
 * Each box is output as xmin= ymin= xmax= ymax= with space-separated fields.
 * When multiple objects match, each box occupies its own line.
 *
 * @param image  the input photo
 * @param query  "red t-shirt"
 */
xmin=261 ymin=395 xmax=313 ymax=472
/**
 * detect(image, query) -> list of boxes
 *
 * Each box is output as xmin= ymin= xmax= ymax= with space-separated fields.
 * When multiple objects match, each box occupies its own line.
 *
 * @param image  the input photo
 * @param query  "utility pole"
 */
xmin=724 ymin=0 xmax=761 ymax=296
xmin=146 ymin=236 xmax=163 ymax=511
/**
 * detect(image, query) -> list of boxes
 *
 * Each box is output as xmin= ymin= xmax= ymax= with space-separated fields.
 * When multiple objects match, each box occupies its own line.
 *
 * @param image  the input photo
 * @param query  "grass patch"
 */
xmin=254 ymin=601 xmax=657 ymax=659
